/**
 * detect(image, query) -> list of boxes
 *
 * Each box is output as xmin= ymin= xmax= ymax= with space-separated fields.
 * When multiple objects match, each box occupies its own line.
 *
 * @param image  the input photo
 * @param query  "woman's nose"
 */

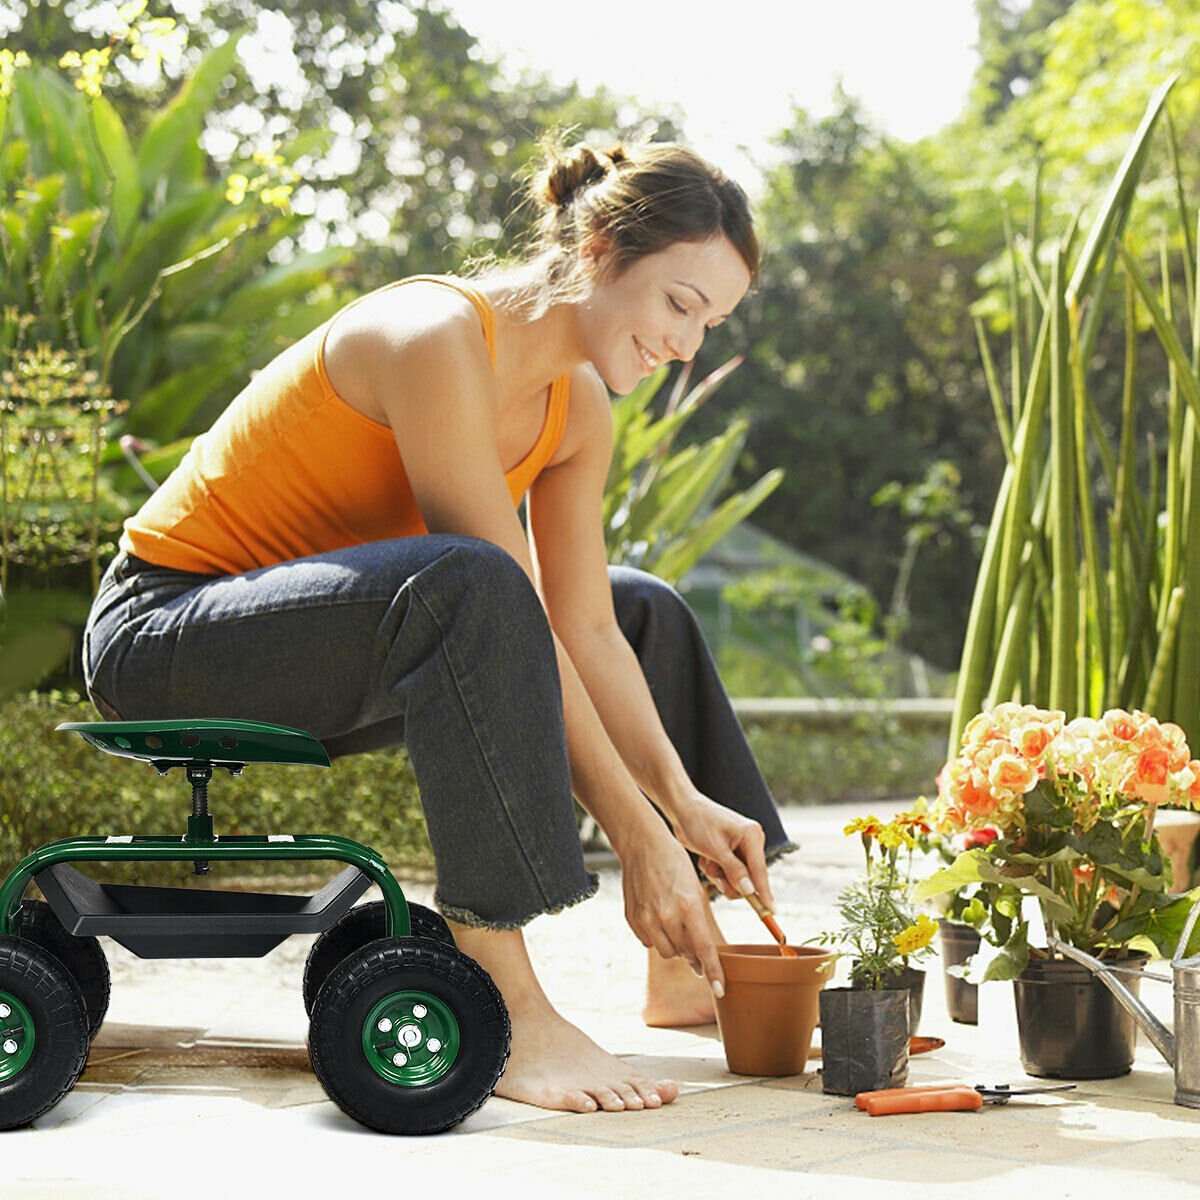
xmin=669 ymin=323 xmax=705 ymax=363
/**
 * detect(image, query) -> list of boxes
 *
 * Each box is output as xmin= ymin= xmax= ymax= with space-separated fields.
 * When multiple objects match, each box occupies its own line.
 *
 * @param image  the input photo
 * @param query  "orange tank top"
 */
xmin=120 ymin=275 xmax=572 ymax=575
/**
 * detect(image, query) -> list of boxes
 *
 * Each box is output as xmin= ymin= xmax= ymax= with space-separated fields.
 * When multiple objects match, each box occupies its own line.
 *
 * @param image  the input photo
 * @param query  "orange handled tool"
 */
xmin=855 ymin=1082 xmax=1074 ymax=1116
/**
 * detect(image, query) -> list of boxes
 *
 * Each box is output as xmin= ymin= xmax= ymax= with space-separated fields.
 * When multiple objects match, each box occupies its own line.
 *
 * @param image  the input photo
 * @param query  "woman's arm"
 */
xmin=529 ymin=366 xmax=772 ymax=905
xmin=349 ymin=310 xmax=725 ymax=979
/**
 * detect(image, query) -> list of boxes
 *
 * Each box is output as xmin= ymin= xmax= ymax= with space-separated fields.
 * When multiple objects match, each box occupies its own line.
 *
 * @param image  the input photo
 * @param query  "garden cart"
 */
xmin=0 ymin=718 xmax=511 ymax=1134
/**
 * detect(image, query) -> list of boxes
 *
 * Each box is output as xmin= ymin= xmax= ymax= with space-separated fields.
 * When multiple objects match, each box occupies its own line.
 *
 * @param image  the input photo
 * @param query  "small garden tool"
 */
xmin=854 ymin=1082 xmax=1076 ymax=1116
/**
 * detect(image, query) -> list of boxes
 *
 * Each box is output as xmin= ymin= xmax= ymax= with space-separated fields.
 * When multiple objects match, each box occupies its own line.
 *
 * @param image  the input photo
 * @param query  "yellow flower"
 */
xmin=877 ymin=822 xmax=915 ymax=851
xmin=0 ymin=49 xmax=31 ymax=99
xmin=225 ymin=173 xmax=249 ymax=205
xmin=844 ymin=815 xmax=884 ymax=839
xmin=259 ymin=185 xmax=293 ymax=212
xmin=893 ymin=914 xmax=939 ymax=956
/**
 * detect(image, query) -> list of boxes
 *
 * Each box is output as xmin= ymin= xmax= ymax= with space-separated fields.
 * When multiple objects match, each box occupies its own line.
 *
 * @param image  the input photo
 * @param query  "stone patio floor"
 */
xmin=4 ymin=801 xmax=1200 ymax=1198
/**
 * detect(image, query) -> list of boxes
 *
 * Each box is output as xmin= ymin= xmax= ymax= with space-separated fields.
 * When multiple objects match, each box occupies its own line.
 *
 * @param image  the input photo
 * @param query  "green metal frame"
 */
xmin=0 ymin=835 xmax=412 ymax=938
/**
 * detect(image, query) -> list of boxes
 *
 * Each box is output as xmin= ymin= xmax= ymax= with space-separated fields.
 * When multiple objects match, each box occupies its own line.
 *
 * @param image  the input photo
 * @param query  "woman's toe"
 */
xmin=593 ymin=1086 xmax=625 ymax=1112
xmin=655 ymin=1078 xmax=680 ymax=1104
xmin=563 ymin=1089 xmax=597 ymax=1113
xmin=632 ymin=1079 xmax=663 ymax=1107
xmin=615 ymin=1083 xmax=643 ymax=1110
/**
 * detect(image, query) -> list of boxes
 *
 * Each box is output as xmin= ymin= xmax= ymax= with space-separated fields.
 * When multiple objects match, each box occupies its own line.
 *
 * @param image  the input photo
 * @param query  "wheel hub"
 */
xmin=0 ymin=991 xmax=35 ymax=1081
xmin=361 ymin=990 xmax=460 ymax=1086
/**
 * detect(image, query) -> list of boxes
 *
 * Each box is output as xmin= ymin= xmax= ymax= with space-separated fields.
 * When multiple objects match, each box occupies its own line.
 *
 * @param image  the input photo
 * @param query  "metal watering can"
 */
xmin=1048 ymin=895 xmax=1200 ymax=1108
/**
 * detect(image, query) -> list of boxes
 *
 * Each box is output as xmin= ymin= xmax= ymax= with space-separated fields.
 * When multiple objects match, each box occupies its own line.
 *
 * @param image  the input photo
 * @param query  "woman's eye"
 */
xmin=668 ymin=296 xmax=687 ymax=315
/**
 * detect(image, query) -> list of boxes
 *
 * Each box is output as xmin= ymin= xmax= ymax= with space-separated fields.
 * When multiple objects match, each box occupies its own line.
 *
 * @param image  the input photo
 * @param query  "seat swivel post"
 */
xmin=186 ymin=762 xmax=214 ymax=876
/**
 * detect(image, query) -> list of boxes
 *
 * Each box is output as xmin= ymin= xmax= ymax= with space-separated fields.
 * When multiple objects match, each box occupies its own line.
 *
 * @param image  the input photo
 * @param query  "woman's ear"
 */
xmin=580 ymin=231 xmax=613 ymax=278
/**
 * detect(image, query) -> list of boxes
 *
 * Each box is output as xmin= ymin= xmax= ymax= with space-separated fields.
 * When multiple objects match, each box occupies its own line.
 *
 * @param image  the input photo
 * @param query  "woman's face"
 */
xmin=577 ymin=234 xmax=753 ymax=395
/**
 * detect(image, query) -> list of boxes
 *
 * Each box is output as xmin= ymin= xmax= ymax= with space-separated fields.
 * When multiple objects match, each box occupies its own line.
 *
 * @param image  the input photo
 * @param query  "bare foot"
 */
xmin=642 ymin=948 xmax=717 ymax=1027
xmin=642 ymin=896 xmax=726 ymax=1028
xmin=449 ymin=922 xmax=679 ymax=1114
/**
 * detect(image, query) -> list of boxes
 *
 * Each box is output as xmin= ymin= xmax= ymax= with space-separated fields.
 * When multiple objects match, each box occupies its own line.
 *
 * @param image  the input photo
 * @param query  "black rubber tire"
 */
xmin=302 ymin=900 xmax=454 ymax=1017
xmin=16 ymin=901 xmax=110 ymax=1040
xmin=308 ymin=937 xmax=510 ymax=1134
xmin=0 ymin=936 xmax=90 ymax=1131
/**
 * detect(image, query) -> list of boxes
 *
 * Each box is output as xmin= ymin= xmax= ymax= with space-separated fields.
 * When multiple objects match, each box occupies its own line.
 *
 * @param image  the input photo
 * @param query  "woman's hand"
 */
xmin=619 ymin=830 xmax=727 ymax=991
xmin=669 ymin=790 xmax=773 ymax=910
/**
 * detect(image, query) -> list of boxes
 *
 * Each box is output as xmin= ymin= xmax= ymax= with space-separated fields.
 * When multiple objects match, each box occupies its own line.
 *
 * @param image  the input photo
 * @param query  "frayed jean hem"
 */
xmin=435 ymin=871 xmax=601 ymax=931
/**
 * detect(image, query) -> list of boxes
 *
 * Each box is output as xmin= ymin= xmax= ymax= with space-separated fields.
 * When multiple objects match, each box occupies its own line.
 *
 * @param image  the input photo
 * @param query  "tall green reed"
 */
xmin=950 ymin=74 xmax=1200 ymax=754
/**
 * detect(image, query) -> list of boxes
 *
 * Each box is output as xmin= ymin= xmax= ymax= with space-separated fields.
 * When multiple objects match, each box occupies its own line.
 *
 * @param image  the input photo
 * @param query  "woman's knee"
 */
xmin=610 ymin=565 xmax=694 ymax=630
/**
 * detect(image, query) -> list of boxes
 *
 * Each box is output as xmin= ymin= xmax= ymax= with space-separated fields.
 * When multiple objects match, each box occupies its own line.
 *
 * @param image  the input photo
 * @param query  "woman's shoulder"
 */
xmin=323 ymin=278 xmax=490 ymax=407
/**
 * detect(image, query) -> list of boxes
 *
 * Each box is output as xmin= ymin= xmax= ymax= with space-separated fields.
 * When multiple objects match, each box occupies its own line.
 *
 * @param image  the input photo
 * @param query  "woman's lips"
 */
xmin=634 ymin=336 xmax=660 ymax=372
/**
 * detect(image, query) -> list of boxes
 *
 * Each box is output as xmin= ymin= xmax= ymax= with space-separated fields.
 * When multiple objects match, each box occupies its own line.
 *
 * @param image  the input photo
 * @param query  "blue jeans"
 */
xmin=82 ymin=536 xmax=797 ymax=927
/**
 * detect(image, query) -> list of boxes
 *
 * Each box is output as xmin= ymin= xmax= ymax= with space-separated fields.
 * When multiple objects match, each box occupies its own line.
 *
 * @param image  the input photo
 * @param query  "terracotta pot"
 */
xmin=714 ymin=944 xmax=834 ymax=1076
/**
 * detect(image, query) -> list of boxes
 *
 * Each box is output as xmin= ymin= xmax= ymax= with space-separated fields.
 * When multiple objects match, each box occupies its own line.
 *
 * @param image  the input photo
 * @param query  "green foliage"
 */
xmin=820 ymin=820 xmax=936 ymax=990
xmin=0 ymin=690 xmax=433 ymax=886
xmin=603 ymin=359 xmax=783 ymax=584
xmin=741 ymin=717 xmax=945 ymax=806
xmin=948 ymin=75 xmax=1200 ymax=757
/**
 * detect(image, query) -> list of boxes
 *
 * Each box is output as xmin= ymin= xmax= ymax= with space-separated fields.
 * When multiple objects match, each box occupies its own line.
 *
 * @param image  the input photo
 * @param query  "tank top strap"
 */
xmin=399 ymin=274 xmax=496 ymax=368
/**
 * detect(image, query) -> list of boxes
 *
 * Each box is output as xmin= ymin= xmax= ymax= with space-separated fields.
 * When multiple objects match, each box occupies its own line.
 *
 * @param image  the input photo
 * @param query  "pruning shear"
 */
xmin=854 ymin=1082 xmax=1076 ymax=1116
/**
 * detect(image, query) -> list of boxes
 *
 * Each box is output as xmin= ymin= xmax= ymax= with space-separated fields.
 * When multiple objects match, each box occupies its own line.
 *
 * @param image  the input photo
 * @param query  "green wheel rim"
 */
xmin=361 ymin=989 xmax=461 ymax=1086
xmin=0 ymin=990 xmax=36 ymax=1081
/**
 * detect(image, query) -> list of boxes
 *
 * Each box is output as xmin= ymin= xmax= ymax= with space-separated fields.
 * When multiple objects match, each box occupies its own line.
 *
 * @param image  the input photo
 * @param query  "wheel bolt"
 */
xmin=427 ymin=1038 xmax=441 ymax=1052
xmin=376 ymin=1018 xmax=393 ymax=1033
xmin=0 ymin=1004 xmax=9 ymax=1019
xmin=392 ymin=1052 xmax=407 ymax=1067
xmin=3 ymin=1039 xmax=17 ymax=1055
xmin=412 ymin=1003 xmax=427 ymax=1018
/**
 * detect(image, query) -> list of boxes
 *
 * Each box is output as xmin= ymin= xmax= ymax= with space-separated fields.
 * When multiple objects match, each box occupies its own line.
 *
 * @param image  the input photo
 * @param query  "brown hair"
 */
xmin=472 ymin=136 xmax=759 ymax=319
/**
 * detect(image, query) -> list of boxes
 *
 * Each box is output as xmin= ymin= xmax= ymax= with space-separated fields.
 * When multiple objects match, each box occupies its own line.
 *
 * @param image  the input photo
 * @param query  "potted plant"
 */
xmin=818 ymin=814 xmax=939 ymax=1096
xmin=918 ymin=702 xmax=1200 ymax=1079
xmin=917 ymin=821 xmax=1001 ymax=1025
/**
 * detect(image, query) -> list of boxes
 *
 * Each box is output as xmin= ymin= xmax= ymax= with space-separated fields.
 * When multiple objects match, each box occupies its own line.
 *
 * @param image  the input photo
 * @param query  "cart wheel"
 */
xmin=308 ymin=937 xmax=510 ymax=1134
xmin=17 ymin=901 xmax=110 ymax=1040
xmin=302 ymin=900 xmax=454 ymax=1016
xmin=0 ymin=936 xmax=90 ymax=1131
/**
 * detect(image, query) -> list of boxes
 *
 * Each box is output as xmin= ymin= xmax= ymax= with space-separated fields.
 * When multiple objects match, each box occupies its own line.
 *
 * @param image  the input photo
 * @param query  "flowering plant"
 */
xmin=916 ymin=703 xmax=1200 ymax=979
xmin=821 ymin=812 xmax=939 ymax=990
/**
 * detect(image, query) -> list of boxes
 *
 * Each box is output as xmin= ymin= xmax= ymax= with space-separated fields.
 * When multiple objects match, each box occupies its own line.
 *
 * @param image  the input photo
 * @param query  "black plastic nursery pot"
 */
xmin=853 ymin=964 xmax=925 ymax=1034
xmin=1013 ymin=951 xmax=1148 ymax=1079
xmin=939 ymin=921 xmax=981 ymax=1026
xmin=819 ymin=986 xmax=909 ymax=1096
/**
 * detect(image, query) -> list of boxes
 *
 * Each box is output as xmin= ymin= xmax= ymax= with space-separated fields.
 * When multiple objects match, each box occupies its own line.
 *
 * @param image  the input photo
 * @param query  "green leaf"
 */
xmin=1107 ymin=887 xmax=1200 ymax=957
xmin=215 ymin=246 xmax=350 ymax=326
xmin=1066 ymin=73 xmax=1177 ymax=305
xmin=649 ymin=469 xmax=785 ymax=584
xmin=90 ymin=95 xmax=141 ymax=247
xmin=137 ymin=34 xmax=245 ymax=190
xmin=969 ymin=921 xmax=1031 ymax=983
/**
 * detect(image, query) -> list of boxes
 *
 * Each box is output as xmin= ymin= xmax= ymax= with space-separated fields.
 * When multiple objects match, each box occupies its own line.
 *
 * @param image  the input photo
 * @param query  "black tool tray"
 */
xmin=34 ymin=862 xmax=373 ymax=958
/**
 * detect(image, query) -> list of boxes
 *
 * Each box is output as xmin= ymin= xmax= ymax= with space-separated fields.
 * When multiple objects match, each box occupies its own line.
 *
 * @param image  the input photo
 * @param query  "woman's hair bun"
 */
xmin=538 ymin=141 xmax=624 ymax=209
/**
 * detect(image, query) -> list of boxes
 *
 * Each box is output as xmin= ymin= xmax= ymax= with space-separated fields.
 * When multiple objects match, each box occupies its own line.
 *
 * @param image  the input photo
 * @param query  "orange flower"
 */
xmin=1188 ymin=762 xmax=1200 ymax=808
xmin=1104 ymin=710 xmax=1140 ymax=743
xmin=1136 ymin=744 xmax=1171 ymax=787
xmin=1015 ymin=722 xmax=1054 ymax=760
xmin=844 ymin=816 xmax=883 ymax=839
xmin=988 ymin=753 xmax=1038 ymax=796
xmin=958 ymin=775 xmax=999 ymax=818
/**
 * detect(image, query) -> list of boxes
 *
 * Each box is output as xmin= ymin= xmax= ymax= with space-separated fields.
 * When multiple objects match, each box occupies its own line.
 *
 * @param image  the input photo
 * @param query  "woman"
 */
xmin=82 ymin=138 xmax=797 ymax=1115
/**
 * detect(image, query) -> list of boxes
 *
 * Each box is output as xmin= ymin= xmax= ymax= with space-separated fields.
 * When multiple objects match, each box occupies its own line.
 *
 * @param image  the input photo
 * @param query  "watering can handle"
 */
xmin=1172 ymin=894 xmax=1200 ymax=964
